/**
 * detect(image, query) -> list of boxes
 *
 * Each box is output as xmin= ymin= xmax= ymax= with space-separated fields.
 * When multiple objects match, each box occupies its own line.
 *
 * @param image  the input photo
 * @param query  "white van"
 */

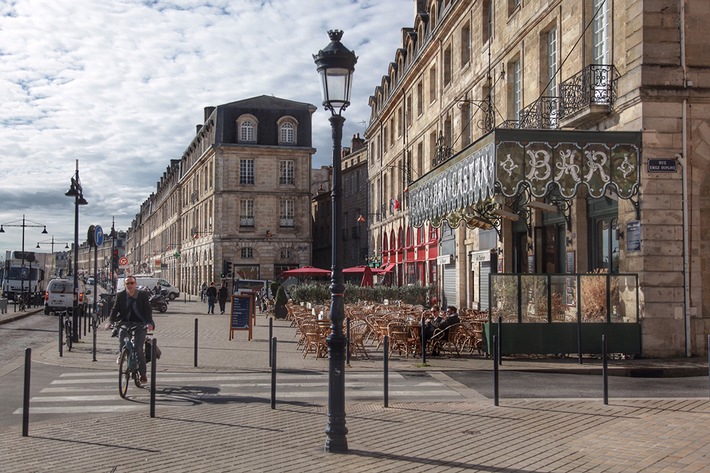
xmin=44 ymin=278 xmax=90 ymax=315
xmin=117 ymin=276 xmax=180 ymax=300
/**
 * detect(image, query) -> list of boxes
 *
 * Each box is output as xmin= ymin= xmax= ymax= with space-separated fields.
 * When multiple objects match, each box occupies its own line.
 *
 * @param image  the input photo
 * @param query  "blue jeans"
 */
xmin=207 ymin=296 xmax=215 ymax=314
xmin=118 ymin=324 xmax=148 ymax=377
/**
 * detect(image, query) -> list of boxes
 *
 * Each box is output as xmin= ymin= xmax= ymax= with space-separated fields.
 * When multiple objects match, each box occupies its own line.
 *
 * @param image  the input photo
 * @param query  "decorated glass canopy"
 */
xmin=408 ymin=129 xmax=642 ymax=230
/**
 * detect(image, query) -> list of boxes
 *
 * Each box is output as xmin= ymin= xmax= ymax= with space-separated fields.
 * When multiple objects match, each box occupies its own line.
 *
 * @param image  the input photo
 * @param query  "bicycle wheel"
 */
xmin=65 ymin=323 xmax=73 ymax=352
xmin=118 ymin=349 xmax=130 ymax=398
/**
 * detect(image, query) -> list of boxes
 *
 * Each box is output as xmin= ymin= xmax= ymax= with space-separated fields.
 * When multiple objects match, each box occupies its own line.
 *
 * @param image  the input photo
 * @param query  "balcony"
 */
xmin=240 ymin=217 xmax=255 ymax=227
xmin=279 ymin=217 xmax=294 ymax=228
xmin=558 ymin=64 xmax=617 ymax=128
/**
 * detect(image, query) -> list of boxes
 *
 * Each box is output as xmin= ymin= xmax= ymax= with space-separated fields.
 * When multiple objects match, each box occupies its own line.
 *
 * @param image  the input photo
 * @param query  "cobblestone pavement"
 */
xmin=1 ymin=301 xmax=709 ymax=471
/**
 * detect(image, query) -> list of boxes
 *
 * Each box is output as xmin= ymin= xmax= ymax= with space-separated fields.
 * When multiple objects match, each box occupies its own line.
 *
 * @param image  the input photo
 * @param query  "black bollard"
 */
xmin=58 ymin=313 xmax=63 ymax=358
xmin=150 ymin=338 xmax=157 ymax=418
xmin=194 ymin=318 xmax=198 ymax=368
xmin=421 ymin=322 xmax=426 ymax=365
xmin=271 ymin=337 xmax=277 ymax=409
xmin=493 ymin=334 xmax=499 ymax=406
xmin=384 ymin=335 xmax=389 ymax=408
xmin=268 ymin=317 xmax=273 ymax=368
xmin=497 ymin=316 xmax=503 ymax=366
xmin=92 ymin=316 xmax=97 ymax=362
xmin=346 ymin=318 xmax=351 ymax=367
xmin=22 ymin=348 xmax=31 ymax=437
xmin=602 ymin=334 xmax=608 ymax=405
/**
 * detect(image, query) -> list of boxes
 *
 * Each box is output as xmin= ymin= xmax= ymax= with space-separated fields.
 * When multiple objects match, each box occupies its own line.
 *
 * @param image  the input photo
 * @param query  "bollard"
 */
xmin=268 ymin=317 xmax=273 ymax=368
xmin=150 ymin=338 xmax=157 ymax=418
xmin=493 ymin=334 xmax=499 ymax=406
xmin=92 ymin=316 xmax=97 ymax=362
xmin=271 ymin=337 xmax=277 ymax=409
xmin=383 ymin=335 xmax=389 ymax=408
xmin=346 ymin=318 xmax=351 ymax=367
xmin=22 ymin=348 xmax=31 ymax=437
xmin=58 ymin=313 xmax=63 ymax=358
xmin=497 ymin=316 xmax=503 ymax=366
xmin=602 ymin=334 xmax=608 ymax=405
xmin=194 ymin=318 xmax=198 ymax=368
xmin=421 ymin=322 xmax=426 ymax=365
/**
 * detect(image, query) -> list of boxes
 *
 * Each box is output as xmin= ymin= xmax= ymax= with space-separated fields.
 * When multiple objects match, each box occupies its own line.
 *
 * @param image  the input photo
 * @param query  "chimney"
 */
xmin=204 ymin=106 xmax=216 ymax=121
xmin=414 ymin=0 xmax=427 ymax=15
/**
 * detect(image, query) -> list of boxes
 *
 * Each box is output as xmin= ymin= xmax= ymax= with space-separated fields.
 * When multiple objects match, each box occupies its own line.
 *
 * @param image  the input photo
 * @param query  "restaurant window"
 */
xmin=588 ymin=197 xmax=619 ymax=273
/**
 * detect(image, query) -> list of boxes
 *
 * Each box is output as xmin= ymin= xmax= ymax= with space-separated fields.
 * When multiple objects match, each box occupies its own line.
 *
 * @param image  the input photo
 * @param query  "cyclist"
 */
xmin=105 ymin=275 xmax=155 ymax=384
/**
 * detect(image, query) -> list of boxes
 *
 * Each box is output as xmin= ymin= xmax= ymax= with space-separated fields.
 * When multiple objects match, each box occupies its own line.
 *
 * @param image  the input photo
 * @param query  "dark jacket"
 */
xmin=109 ymin=290 xmax=155 ymax=327
xmin=206 ymin=286 xmax=217 ymax=299
xmin=436 ymin=313 xmax=460 ymax=340
xmin=218 ymin=286 xmax=229 ymax=302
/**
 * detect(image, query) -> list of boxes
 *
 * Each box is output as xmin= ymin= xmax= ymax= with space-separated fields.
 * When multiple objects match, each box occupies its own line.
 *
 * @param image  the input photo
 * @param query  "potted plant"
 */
xmin=274 ymin=285 xmax=289 ymax=319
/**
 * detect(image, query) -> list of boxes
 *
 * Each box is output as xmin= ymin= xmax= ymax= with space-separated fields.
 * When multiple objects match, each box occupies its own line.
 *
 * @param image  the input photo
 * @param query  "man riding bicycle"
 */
xmin=105 ymin=275 xmax=155 ymax=384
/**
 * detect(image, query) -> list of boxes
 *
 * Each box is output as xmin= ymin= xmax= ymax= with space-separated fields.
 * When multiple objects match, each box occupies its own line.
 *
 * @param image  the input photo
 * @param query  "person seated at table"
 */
xmin=430 ymin=306 xmax=461 ymax=355
xmin=422 ymin=306 xmax=444 ymax=345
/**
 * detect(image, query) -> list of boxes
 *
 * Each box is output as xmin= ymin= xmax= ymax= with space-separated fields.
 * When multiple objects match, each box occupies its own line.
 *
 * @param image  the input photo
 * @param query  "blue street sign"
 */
xmin=95 ymin=225 xmax=104 ymax=247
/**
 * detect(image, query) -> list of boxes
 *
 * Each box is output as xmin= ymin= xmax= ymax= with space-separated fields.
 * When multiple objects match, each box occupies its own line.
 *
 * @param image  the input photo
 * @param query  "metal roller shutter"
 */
xmin=442 ymin=263 xmax=457 ymax=308
xmin=479 ymin=261 xmax=490 ymax=310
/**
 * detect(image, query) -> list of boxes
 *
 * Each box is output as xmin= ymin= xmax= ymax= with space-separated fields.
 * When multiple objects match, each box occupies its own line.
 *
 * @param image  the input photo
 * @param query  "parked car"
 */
xmin=44 ymin=278 xmax=90 ymax=315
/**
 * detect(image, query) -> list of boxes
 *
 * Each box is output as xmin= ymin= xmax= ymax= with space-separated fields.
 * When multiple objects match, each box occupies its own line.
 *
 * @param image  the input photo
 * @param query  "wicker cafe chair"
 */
xmin=387 ymin=321 xmax=410 ymax=357
xmin=302 ymin=323 xmax=328 ymax=358
xmin=348 ymin=320 xmax=370 ymax=359
xmin=429 ymin=323 xmax=462 ymax=356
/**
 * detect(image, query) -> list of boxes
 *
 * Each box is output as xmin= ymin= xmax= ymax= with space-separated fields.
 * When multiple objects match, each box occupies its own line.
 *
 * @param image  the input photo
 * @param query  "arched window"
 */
xmin=280 ymin=122 xmax=295 ymax=143
xmin=240 ymin=120 xmax=255 ymax=142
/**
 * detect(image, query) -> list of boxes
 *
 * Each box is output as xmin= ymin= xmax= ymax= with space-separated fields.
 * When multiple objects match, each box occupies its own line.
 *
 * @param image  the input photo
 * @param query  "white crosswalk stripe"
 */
xmin=14 ymin=370 xmax=464 ymax=415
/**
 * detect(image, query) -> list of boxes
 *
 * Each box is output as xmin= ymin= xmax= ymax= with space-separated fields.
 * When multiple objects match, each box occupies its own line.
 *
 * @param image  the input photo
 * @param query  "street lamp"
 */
xmin=313 ymin=29 xmax=357 ymax=454
xmin=65 ymin=159 xmax=88 ymax=342
xmin=0 ymin=215 xmax=47 ymax=305
xmin=37 ymin=236 xmax=71 ymax=278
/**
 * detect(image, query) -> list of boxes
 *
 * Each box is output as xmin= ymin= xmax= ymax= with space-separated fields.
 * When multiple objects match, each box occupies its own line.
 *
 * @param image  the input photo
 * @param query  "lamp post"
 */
xmin=37 ymin=236 xmax=71 ymax=278
xmin=0 ymin=216 xmax=48 ymax=305
xmin=313 ymin=29 xmax=357 ymax=454
xmin=65 ymin=159 xmax=88 ymax=342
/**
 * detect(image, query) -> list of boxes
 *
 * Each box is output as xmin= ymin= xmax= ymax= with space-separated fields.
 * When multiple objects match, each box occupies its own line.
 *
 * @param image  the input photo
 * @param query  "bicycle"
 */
xmin=115 ymin=324 xmax=149 ymax=398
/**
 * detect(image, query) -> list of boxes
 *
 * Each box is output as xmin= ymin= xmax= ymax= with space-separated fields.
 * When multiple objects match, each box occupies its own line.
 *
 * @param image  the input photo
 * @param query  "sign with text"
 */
xmin=647 ymin=159 xmax=677 ymax=173
xmin=229 ymin=294 xmax=253 ymax=341
xmin=626 ymin=220 xmax=641 ymax=252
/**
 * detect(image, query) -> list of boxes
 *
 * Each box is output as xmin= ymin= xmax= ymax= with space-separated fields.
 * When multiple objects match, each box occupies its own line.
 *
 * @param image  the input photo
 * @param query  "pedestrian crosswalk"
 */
xmin=14 ymin=370 xmax=467 ymax=416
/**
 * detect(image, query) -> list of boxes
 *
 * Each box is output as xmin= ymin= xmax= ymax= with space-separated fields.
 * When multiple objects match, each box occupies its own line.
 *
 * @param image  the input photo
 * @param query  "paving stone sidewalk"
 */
xmin=1 ymin=301 xmax=709 ymax=471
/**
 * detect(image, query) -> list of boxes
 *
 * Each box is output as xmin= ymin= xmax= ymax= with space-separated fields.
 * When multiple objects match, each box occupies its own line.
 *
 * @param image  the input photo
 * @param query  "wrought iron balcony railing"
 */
xmin=558 ymin=64 xmax=618 ymax=120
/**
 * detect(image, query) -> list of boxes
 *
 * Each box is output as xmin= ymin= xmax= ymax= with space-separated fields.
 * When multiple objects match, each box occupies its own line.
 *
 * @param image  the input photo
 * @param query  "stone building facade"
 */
xmin=363 ymin=0 xmax=709 ymax=356
xmin=126 ymin=96 xmax=316 ymax=295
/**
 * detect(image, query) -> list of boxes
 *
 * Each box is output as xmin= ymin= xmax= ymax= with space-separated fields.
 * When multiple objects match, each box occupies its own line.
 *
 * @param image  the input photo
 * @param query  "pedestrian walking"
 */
xmin=206 ymin=282 xmax=217 ymax=314
xmin=218 ymin=283 xmax=229 ymax=314
xmin=200 ymin=282 xmax=207 ymax=302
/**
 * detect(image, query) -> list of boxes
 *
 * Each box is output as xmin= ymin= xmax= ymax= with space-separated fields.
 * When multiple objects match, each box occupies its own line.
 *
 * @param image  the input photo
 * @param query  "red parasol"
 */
xmin=282 ymin=266 xmax=331 ymax=277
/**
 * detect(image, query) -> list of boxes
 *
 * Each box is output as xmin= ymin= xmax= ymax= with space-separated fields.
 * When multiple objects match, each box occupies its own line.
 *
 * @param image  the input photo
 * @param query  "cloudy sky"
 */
xmin=0 ymin=0 xmax=413 ymax=257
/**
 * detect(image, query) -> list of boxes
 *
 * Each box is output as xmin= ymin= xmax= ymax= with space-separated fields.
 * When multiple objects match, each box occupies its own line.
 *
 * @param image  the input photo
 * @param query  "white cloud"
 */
xmin=0 ymin=0 xmax=412 ymax=255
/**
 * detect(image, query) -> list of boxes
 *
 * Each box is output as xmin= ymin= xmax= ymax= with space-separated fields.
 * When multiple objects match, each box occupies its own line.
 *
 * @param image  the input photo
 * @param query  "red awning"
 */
xmin=381 ymin=263 xmax=396 ymax=272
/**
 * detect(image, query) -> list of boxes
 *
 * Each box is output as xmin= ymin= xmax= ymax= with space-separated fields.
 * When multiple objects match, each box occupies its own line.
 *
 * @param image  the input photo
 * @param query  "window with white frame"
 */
xmin=241 ymin=247 xmax=253 ymax=259
xmin=240 ymin=199 xmax=254 ymax=227
xmin=240 ymin=159 xmax=254 ymax=185
xmin=240 ymin=120 xmax=256 ymax=142
xmin=592 ymin=0 xmax=610 ymax=64
xmin=280 ymin=160 xmax=295 ymax=185
xmin=280 ymin=198 xmax=295 ymax=227
xmin=280 ymin=122 xmax=295 ymax=144
xmin=509 ymin=59 xmax=521 ymax=121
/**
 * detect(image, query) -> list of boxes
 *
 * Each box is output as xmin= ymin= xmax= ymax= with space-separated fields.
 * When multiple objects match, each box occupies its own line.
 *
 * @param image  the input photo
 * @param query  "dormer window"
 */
xmin=237 ymin=114 xmax=258 ymax=143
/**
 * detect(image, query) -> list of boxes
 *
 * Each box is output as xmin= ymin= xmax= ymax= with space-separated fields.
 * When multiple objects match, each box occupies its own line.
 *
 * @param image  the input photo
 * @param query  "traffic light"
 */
xmin=112 ymin=249 xmax=119 ymax=271
xmin=221 ymin=260 xmax=232 ymax=279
